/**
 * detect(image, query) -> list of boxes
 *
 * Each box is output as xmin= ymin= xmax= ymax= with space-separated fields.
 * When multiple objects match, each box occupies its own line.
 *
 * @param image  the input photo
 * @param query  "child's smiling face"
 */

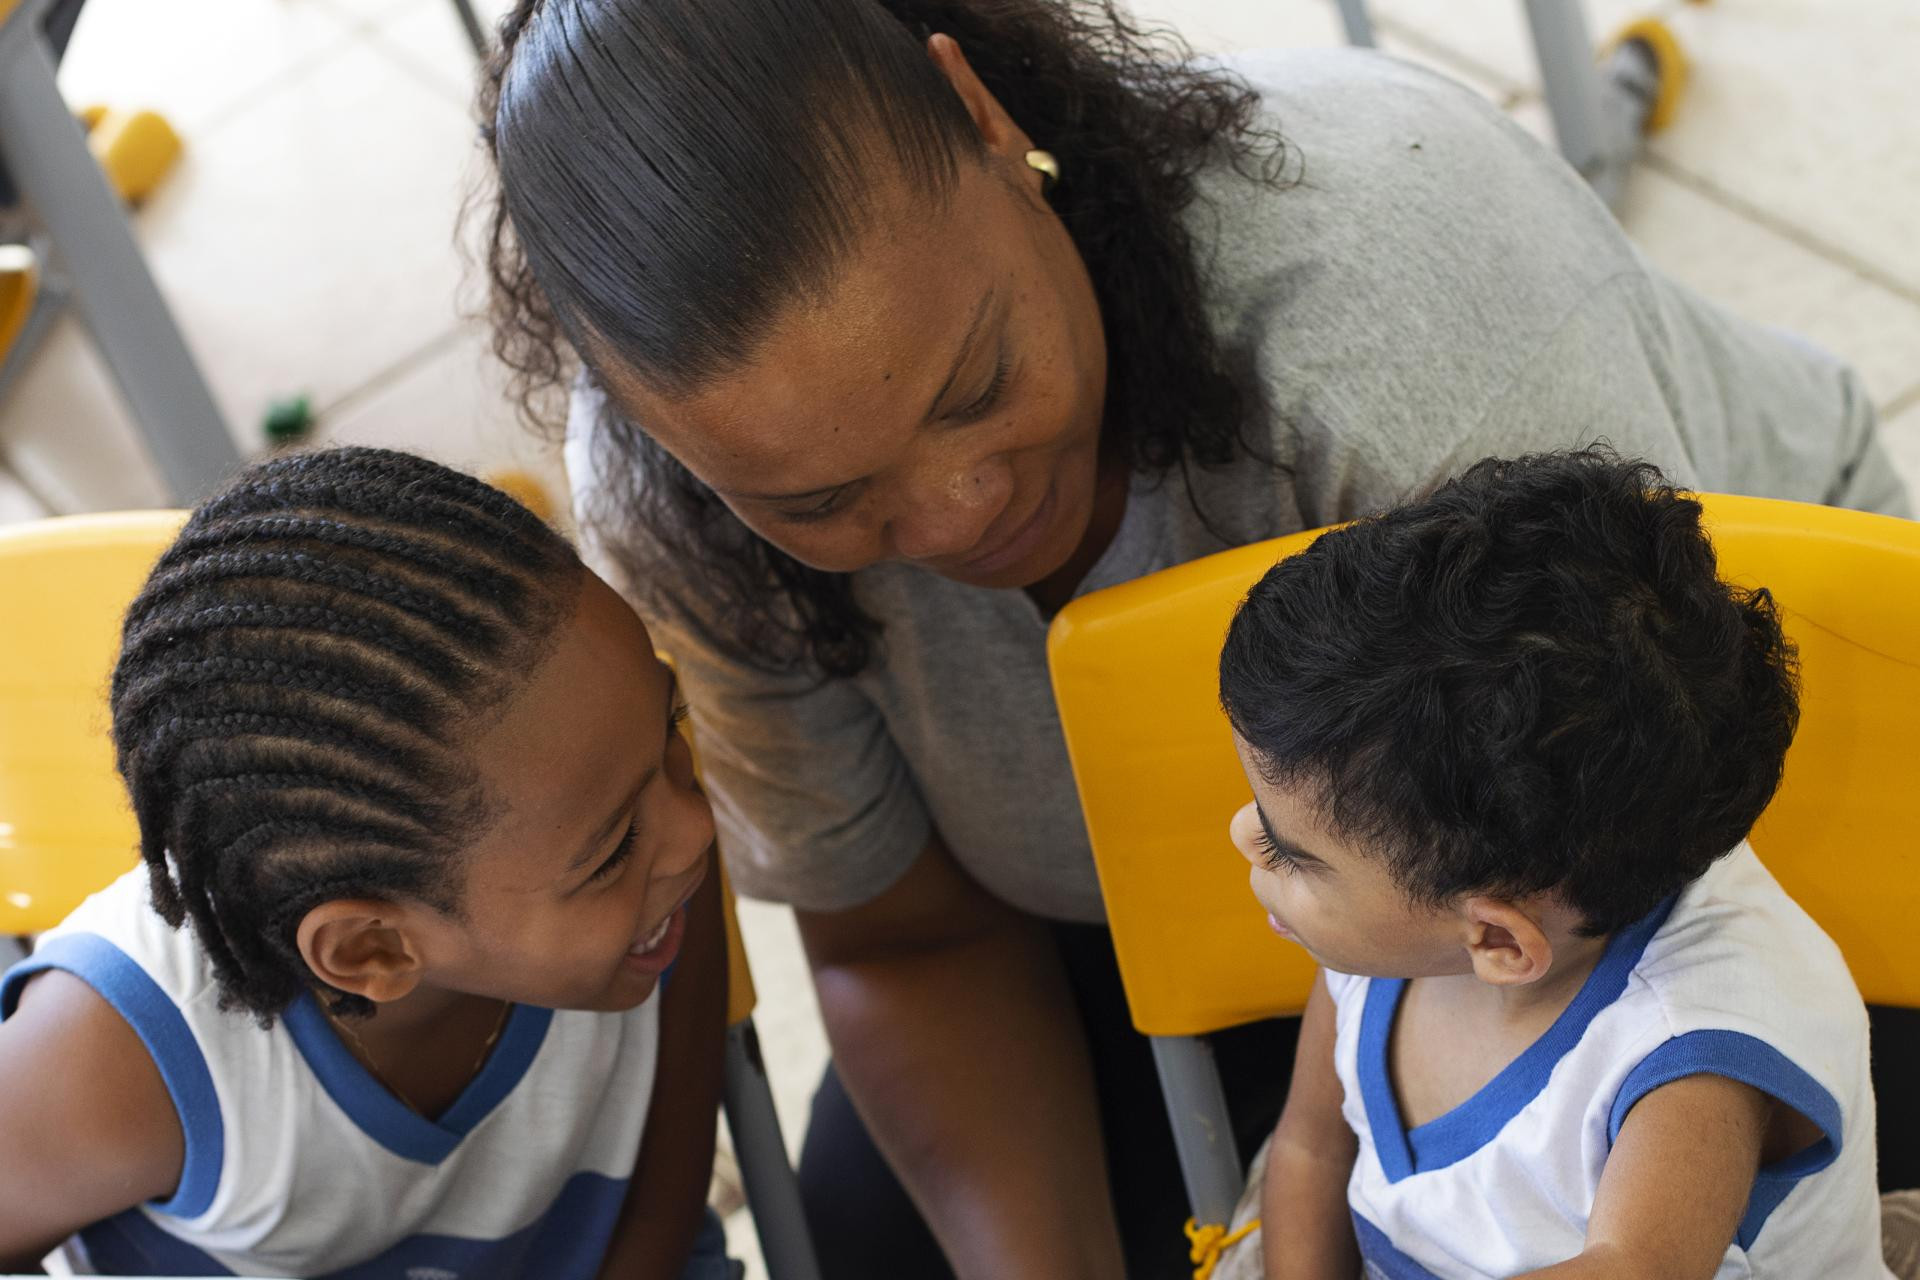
xmin=1228 ymin=733 xmax=1464 ymax=981
xmin=306 ymin=572 xmax=716 ymax=1014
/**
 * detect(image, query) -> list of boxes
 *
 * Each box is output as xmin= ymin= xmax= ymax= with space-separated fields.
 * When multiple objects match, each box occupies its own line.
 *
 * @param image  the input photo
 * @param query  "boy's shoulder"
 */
xmin=1 ymin=868 xmax=219 ymax=1021
xmin=1603 ymin=842 xmax=1868 ymax=1144
xmin=1632 ymin=841 xmax=1863 ymax=1044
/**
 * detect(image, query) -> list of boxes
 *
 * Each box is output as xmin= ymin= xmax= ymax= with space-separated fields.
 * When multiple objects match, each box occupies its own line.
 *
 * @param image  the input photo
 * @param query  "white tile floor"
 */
xmin=2 ymin=2 xmax=1917 ymax=1276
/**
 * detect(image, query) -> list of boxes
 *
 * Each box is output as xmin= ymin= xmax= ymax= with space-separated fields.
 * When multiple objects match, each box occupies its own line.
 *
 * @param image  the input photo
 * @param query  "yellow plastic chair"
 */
xmin=1048 ymin=493 xmax=1920 ymax=1247
xmin=0 ymin=511 xmax=820 ymax=1280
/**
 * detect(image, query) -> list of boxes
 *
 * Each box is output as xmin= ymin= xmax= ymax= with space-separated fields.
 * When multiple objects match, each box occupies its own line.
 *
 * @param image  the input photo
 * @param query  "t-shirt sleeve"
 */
xmin=565 ymin=393 xmax=932 ymax=914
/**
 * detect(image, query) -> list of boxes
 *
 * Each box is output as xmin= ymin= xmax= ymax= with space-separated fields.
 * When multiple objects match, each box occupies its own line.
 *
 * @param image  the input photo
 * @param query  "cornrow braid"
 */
xmin=109 ymin=447 xmax=585 ymax=1023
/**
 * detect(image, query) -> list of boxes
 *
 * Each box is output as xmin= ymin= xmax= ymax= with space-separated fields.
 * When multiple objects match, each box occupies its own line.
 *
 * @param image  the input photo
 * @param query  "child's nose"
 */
xmin=1229 ymin=802 xmax=1263 ymax=865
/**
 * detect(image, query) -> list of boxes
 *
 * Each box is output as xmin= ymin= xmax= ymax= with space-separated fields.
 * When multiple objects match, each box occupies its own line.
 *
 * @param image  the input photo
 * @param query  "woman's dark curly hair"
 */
xmin=1220 ymin=449 xmax=1803 ymax=936
xmin=110 ymin=447 xmax=583 ymax=1022
xmin=476 ymin=0 xmax=1290 ymax=676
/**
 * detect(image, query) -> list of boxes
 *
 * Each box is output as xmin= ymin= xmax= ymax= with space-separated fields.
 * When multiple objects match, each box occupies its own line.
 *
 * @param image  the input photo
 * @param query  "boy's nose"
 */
xmin=1229 ymin=801 xmax=1263 ymax=866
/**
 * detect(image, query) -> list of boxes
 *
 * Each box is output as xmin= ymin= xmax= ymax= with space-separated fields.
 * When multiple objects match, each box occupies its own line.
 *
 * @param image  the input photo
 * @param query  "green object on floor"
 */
xmin=262 ymin=394 xmax=314 ymax=445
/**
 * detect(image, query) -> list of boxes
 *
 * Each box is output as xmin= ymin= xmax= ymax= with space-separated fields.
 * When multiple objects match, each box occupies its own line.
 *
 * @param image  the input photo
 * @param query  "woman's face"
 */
xmin=600 ymin=51 xmax=1111 ymax=591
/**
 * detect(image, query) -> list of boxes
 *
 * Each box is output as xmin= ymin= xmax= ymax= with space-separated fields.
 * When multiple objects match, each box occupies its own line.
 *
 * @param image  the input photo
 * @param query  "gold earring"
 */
xmin=1024 ymin=148 xmax=1060 ymax=196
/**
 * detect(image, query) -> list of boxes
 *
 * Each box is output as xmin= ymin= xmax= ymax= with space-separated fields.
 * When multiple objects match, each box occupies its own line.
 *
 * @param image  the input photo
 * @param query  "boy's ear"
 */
xmin=1460 ymin=896 xmax=1555 ymax=987
xmin=296 ymin=900 xmax=427 ymax=1005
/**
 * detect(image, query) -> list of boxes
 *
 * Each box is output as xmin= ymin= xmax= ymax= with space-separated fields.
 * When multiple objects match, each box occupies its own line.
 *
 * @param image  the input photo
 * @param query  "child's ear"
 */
xmin=1460 ymin=897 xmax=1554 ymax=987
xmin=297 ymin=901 xmax=426 ymax=1005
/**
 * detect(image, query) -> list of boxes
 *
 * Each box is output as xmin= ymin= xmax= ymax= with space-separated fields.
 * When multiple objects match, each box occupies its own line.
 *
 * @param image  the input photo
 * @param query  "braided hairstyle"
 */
xmin=475 ymin=0 xmax=1292 ymax=676
xmin=109 ymin=447 xmax=585 ymax=1022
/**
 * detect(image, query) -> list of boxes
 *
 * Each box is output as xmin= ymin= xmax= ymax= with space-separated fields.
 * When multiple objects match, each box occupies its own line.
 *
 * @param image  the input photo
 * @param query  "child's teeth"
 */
xmin=639 ymin=913 xmax=672 ymax=952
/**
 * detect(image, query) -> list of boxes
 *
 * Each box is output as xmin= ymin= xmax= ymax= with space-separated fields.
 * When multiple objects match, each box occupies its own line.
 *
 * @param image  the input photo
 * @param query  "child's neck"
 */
xmin=327 ymin=987 xmax=515 ymax=1120
xmin=1391 ymin=931 xmax=1613 ymax=1130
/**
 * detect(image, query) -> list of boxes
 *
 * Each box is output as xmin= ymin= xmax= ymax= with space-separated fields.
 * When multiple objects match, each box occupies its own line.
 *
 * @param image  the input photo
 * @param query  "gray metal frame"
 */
xmin=449 ymin=0 xmax=487 ymax=58
xmin=1334 ymin=0 xmax=1656 ymax=213
xmin=723 ymin=1018 xmax=823 ymax=1280
xmin=1151 ymin=1033 xmax=1246 ymax=1228
xmin=0 ymin=0 xmax=240 ymax=504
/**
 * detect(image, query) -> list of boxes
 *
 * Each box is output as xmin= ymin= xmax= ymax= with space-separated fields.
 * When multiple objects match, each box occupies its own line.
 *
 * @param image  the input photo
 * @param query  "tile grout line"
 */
xmin=1638 ymin=153 xmax=1920 ymax=312
xmin=1372 ymin=15 xmax=1531 ymax=109
xmin=316 ymin=324 xmax=474 ymax=421
xmin=1880 ymin=382 xmax=1920 ymax=423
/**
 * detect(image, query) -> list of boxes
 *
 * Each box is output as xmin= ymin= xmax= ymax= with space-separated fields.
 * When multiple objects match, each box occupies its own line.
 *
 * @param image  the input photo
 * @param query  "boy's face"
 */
xmin=402 ymin=573 xmax=715 ymax=1013
xmin=1229 ymin=734 xmax=1465 ymax=980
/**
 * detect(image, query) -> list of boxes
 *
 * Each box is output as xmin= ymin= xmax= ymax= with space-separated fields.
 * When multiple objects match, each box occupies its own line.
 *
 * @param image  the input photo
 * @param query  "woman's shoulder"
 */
xmin=1190 ymin=47 xmax=1635 ymax=314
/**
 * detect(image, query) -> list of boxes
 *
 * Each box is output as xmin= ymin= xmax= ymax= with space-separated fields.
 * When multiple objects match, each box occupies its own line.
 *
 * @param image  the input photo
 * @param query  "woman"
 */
xmin=478 ymin=1 xmax=1910 ymax=1275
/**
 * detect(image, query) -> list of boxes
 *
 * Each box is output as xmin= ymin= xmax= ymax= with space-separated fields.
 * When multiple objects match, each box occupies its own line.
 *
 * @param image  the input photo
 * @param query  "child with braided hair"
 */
xmin=0 ymin=448 xmax=739 ymax=1278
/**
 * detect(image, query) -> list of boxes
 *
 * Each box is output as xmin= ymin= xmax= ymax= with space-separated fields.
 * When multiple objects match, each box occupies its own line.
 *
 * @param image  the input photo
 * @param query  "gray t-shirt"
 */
xmin=567 ymin=49 xmax=1907 ymax=924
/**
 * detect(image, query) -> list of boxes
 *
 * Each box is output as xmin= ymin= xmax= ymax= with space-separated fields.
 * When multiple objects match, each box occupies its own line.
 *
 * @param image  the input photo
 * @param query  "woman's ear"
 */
xmin=296 ymin=900 xmax=427 ymax=1005
xmin=925 ymin=33 xmax=1030 ymax=157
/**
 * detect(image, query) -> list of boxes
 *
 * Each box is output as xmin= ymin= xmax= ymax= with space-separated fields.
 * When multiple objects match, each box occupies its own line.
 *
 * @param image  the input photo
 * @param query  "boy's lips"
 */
xmin=623 ymin=858 xmax=708 ymax=975
xmin=1266 ymin=912 xmax=1295 ymax=940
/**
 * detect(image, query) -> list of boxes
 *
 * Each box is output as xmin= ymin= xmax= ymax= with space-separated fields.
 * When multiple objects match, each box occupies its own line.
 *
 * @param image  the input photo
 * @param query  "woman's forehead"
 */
xmin=606 ymin=166 xmax=1019 ymax=486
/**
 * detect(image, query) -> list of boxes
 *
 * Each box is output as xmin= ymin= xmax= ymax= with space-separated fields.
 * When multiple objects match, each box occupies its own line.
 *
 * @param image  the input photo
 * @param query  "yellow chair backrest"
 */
xmin=0 ymin=510 xmax=188 ymax=934
xmin=1049 ymin=494 xmax=1920 ymax=1038
xmin=0 ymin=511 xmax=760 ymax=1025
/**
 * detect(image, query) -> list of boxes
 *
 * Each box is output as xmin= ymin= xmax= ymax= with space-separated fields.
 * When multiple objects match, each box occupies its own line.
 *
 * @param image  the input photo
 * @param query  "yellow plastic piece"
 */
xmin=485 ymin=467 xmax=558 ymax=525
xmin=0 ymin=511 xmax=187 ymax=935
xmin=0 ymin=242 xmax=37 ymax=367
xmin=1048 ymin=494 xmax=1920 ymax=1038
xmin=0 ymin=512 xmax=764 ymax=1032
xmin=1608 ymin=15 xmax=1689 ymax=133
xmin=85 ymin=107 xmax=183 ymax=205
xmin=1187 ymin=1216 xmax=1259 ymax=1280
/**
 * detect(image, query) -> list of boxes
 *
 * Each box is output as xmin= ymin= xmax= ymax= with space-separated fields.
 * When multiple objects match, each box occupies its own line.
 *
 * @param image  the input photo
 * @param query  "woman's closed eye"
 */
xmin=953 ymin=352 xmax=1013 ymax=422
xmin=773 ymin=483 xmax=858 ymax=526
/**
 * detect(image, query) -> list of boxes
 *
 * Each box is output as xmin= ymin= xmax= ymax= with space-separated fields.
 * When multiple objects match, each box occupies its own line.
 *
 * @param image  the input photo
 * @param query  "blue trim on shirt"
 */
xmin=1350 ymin=1211 xmax=1444 ymax=1279
xmin=78 ymin=1170 xmax=643 ymax=1278
xmin=282 ymin=991 xmax=553 ymax=1165
xmin=1359 ymin=894 xmax=1678 ymax=1182
xmin=1608 ymin=1028 xmax=1842 ymax=1250
xmin=1 ymin=933 xmax=225 ymax=1219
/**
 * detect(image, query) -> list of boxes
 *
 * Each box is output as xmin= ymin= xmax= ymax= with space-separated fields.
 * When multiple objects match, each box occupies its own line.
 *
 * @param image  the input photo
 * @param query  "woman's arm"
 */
xmin=0 ymin=970 xmax=182 ymax=1271
xmin=595 ymin=851 xmax=729 ymax=1280
xmin=1262 ymin=971 xmax=1359 ymax=1280
xmin=798 ymin=833 xmax=1128 ymax=1280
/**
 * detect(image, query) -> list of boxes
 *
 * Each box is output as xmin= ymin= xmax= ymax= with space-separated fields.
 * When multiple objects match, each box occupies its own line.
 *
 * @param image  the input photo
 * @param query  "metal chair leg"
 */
xmin=723 ymin=1018 xmax=822 ymax=1280
xmin=449 ymin=0 xmax=488 ymax=58
xmin=0 ymin=4 xmax=239 ymax=504
xmin=1522 ymin=0 xmax=1652 ymax=212
xmin=1151 ymin=1034 xmax=1246 ymax=1228
xmin=1332 ymin=0 xmax=1377 ymax=48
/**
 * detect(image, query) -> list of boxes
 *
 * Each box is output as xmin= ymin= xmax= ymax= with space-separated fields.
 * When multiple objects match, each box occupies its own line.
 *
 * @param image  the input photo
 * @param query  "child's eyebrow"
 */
xmin=1254 ymin=804 xmax=1330 ymax=869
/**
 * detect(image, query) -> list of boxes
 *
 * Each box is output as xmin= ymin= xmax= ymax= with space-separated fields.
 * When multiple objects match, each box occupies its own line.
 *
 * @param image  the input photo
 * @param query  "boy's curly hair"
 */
xmin=1220 ymin=448 xmax=1801 ymax=934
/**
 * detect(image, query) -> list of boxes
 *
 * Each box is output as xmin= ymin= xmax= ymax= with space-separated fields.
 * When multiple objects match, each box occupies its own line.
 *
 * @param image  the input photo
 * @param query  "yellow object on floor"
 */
xmin=0 ymin=242 xmax=37 ymax=366
xmin=1608 ymin=15 xmax=1690 ymax=133
xmin=485 ymin=467 xmax=557 ymax=524
xmin=83 ymin=106 xmax=183 ymax=205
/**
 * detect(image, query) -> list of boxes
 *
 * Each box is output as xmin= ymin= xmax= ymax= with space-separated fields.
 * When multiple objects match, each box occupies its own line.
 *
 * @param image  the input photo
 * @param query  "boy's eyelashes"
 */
xmin=585 ymin=695 xmax=691 ymax=886
xmin=586 ymin=821 xmax=640 ymax=884
xmin=1254 ymin=825 xmax=1306 ymax=874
